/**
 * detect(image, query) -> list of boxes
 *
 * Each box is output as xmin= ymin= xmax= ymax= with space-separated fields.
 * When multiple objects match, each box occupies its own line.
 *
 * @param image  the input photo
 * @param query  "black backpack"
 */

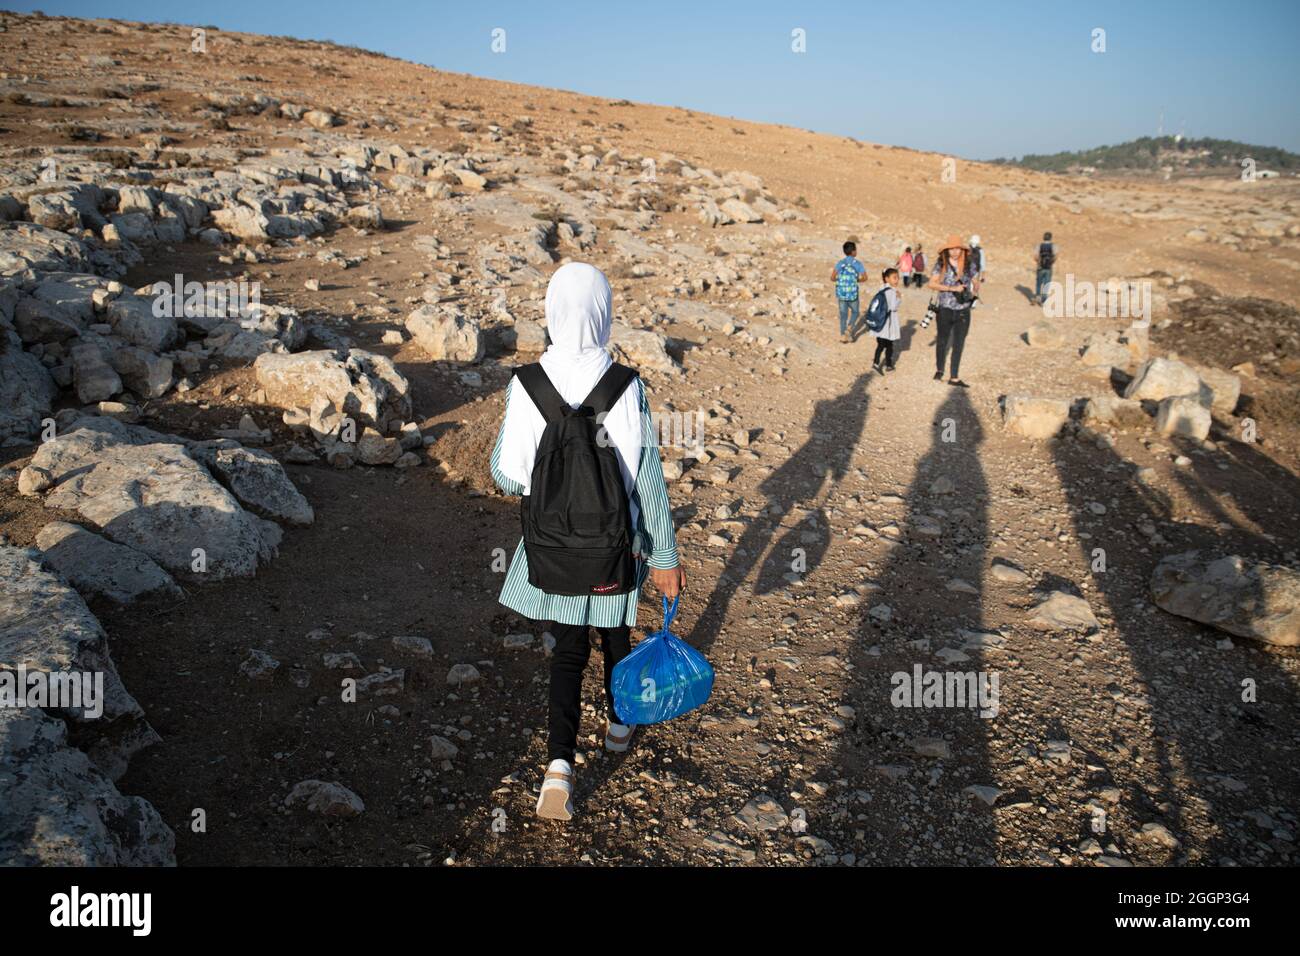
xmin=513 ymin=362 xmax=639 ymax=596
xmin=1038 ymin=242 xmax=1055 ymax=269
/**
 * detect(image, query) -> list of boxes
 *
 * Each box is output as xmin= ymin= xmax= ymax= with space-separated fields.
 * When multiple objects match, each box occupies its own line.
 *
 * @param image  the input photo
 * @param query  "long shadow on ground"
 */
xmin=1050 ymin=428 xmax=1300 ymax=864
xmin=819 ymin=387 xmax=1001 ymax=864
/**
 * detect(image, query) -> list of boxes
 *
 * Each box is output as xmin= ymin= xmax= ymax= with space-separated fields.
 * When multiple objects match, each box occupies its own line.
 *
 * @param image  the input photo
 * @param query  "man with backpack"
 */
xmin=490 ymin=262 xmax=684 ymax=822
xmin=831 ymin=239 xmax=867 ymax=343
xmin=1034 ymin=231 xmax=1056 ymax=306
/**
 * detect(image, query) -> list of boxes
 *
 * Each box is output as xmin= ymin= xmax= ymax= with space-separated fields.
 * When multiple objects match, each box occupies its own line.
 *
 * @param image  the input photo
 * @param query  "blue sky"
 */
xmin=15 ymin=0 xmax=1300 ymax=159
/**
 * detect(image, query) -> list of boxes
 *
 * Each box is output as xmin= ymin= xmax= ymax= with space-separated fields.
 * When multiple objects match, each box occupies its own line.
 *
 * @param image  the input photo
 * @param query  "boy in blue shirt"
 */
xmin=831 ymin=240 xmax=867 ymax=343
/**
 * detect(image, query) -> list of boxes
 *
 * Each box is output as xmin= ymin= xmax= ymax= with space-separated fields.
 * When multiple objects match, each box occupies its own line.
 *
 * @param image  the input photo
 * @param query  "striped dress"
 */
xmin=490 ymin=375 xmax=679 ymax=627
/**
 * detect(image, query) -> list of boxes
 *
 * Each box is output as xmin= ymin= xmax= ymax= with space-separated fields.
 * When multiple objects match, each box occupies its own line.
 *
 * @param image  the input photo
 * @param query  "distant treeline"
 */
xmin=991 ymin=137 xmax=1300 ymax=173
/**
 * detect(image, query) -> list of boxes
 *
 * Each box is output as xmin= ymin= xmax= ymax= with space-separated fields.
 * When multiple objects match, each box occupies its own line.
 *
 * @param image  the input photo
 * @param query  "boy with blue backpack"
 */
xmin=865 ymin=267 xmax=902 ymax=372
xmin=832 ymin=240 xmax=867 ymax=343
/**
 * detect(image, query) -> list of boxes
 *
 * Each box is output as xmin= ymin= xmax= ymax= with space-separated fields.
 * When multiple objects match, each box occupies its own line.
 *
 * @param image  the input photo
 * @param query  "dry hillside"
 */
xmin=1 ymin=11 xmax=1297 ymax=867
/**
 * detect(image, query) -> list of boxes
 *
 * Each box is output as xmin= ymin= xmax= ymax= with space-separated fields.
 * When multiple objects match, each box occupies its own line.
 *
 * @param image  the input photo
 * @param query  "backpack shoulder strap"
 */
xmin=581 ymin=363 xmax=638 ymax=417
xmin=513 ymin=363 xmax=569 ymax=424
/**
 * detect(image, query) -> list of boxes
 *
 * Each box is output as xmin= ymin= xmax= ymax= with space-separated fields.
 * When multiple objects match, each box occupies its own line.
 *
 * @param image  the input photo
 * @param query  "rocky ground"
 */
xmin=1 ymin=11 xmax=1297 ymax=867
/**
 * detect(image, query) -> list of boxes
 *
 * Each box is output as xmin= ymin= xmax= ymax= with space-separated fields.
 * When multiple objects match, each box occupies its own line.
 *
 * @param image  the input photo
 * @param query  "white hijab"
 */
xmin=497 ymin=262 xmax=643 ymax=518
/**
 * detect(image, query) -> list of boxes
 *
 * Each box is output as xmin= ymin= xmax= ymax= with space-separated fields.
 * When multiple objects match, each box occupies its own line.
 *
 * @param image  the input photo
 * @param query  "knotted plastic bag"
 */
xmin=611 ymin=596 xmax=713 ymax=725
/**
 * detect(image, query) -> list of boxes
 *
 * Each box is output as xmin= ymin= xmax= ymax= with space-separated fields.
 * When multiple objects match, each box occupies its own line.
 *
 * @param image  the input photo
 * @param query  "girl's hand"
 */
xmin=648 ymin=565 xmax=686 ymax=599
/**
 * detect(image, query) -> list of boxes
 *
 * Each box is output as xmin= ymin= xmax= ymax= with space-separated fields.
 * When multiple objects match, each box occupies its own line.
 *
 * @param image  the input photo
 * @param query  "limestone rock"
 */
xmin=302 ymin=110 xmax=339 ymax=130
xmin=285 ymin=779 xmax=364 ymax=817
xmin=0 ymin=342 xmax=59 ymax=442
xmin=109 ymin=345 xmax=173 ymax=399
xmin=1025 ymin=321 xmax=1063 ymax=348
xmin=405 ymin=304 xmax=483 ymax=363
xmin=355 ymin=427 xmax=402 ymax=465
xmin=106 ymin=295 xmax=180 ymax=352
xmin=0 ymin=222 xmax=91 ymax=274
xmin=189 ymin=440 xmax=314 ymax=526
xmin=34 ymin=521 xmax=180 ymax=604
xmin=0 ymin=706 xmax=175 ymax=866
xmin=23 ymin=417 xmax=279 ymax=581
xmin=610 ymin=321 xmax=681 ymax=376
xmin=1151 ymin=552 xmax=1300 ymax=647
xmin=1123 ymin=357 xmax=1205 ymax=403
xmin=1154 ymin=396 xmax=1211 ymax=440
xmin=735 ymin=794 xmax=789 ymax=831
xmin=70 ymin=342 xmax=122 ymax=403
xmin=1028 ymin=590 xmax=1099 ymax=632
xmin=719 ymin=198 xmax=763 ymax=223
xmin=0 ymin=542 xmax=160 ymax=779
xmin=15 ymin=296 xmax=82 ymax=343
xmin=1192 ymin=365 xmax=1241 ymax=415
xmin=1080 ymin=334 xmax=1131 ymax=368
xmin=212 ymin=205 xmax=271 ymax=240
xmin=1002 ymin=395 xmax=1069 ymax=440
xmin=1083 ymin=394 xmax=1147 ymax=428
xmin=254 ymin=349 xmax=411 ymax=432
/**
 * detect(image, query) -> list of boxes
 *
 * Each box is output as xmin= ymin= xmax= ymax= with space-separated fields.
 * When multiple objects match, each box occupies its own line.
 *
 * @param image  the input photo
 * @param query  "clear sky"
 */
xmin=12 ymin=0 xmax=1300 ymax=159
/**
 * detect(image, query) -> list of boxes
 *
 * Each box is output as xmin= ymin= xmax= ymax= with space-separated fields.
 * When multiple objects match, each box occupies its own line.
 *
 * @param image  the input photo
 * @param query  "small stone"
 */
xmin=239 ymin=649 xmax=279 ymax=680
xmin=391 ymin=635 xmax=434 ymax=658
xmin=429 ymin=736 xmax=460 ymax=760
xmin=910 ymin=737 xmax=951 ymax=759
xmin=446 ymin=663 xmax=481 ymax=686
xmin=963 ymin=785 xmax=1005 ymax=806
xmin=285 ymin=780 xmax=364 ymax=817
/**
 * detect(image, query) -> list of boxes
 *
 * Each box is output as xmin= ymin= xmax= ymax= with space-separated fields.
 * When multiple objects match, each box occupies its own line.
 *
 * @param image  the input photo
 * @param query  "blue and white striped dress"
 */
xmin=490 ymin=375 xmax=679 ymax=627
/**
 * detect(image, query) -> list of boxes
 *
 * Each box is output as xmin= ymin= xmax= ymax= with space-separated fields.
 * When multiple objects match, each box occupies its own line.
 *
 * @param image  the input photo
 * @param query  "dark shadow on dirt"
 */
xmin=1050 ymin=429 xmax=1300 ymax=864
xmin=685 ymin=371 xmax=875 ymax=655
xmin=822 ymin=387 xmax=1000 ymax=864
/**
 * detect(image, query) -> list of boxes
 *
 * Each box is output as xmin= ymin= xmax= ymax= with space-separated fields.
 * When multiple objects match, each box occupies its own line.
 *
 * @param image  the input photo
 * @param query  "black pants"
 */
xmin=873 ymin=338 xmax=895 ymax=367
xmin=548 ymin=622 xmax=631 ymax=763
xmin=935 ymin=306 xmax=971 ymax=378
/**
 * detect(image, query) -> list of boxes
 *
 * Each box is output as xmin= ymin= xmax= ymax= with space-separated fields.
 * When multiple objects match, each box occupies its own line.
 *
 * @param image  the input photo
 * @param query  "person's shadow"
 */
xmin=1050 ymin=423 xmax=1300 ymax=864
xmin=685 ymin=371 xmax=875 ymax=655
xmin=894 ymin=318 xmax=919 ymax=366
xmin=823 ymin=387 xmax=1001 ymax=863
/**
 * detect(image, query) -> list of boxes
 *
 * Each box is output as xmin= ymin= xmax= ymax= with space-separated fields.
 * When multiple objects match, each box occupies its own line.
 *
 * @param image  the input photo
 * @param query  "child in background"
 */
xmin=899 ymin=246 xmax=914 ymax=280
xmin=910 ymin=244 xmax=927 ymax=288
xmin=872 ymin=267 xmax=902 ymax=373
xmin=832 ymin=240 xmax=867 ymax=343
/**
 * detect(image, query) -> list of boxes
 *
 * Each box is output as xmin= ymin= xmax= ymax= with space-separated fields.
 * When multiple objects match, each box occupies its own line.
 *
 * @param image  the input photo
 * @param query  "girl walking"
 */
xmin=927 ymin=234 xmax=980 ymax=387
xmin=490 ymin=262 xmax=685 ymax=822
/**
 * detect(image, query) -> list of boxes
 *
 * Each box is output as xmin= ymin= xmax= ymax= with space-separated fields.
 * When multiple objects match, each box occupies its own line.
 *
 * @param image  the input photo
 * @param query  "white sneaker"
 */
xmin=604 ymin=721 xmax=636 ymax=753
xmin=536 ymin=759 xmax=574 ymax=821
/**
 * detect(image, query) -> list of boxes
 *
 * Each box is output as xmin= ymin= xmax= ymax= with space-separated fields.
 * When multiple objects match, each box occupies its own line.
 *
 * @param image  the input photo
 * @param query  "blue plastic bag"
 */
xmin=611 ymin=596 xmax=713 ymax=725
